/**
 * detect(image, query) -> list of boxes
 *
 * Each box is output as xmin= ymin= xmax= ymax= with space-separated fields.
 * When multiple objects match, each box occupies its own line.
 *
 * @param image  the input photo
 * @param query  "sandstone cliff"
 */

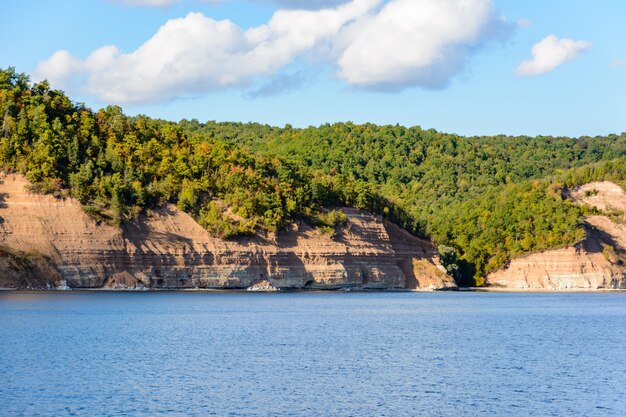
xmin=487 ymin=181 xmax=626 ymax=290
xmin=0 ymin=174 xmax=454 ymax=291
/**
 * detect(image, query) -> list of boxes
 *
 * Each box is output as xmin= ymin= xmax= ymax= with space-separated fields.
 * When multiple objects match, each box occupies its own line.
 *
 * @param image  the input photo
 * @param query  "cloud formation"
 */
xmin=337 ymin=0 xmax=510 ymax=90
xmin=516 ymin=35 xmax=591 ymax=76
xmin=35 ymin=0 xmax=511 ymax=104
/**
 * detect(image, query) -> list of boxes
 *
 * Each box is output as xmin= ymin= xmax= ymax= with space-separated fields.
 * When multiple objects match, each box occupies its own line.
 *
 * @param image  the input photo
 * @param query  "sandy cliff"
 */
xmin=0 ymin=174 xmax=454 ymax=290
xmin=487 ymin=181 xmax=626 ymax=290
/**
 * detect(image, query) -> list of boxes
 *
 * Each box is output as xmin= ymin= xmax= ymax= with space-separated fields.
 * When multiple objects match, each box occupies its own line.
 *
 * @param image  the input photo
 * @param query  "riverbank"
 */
xmin=2 ymin=286 xmax=625 ymax=293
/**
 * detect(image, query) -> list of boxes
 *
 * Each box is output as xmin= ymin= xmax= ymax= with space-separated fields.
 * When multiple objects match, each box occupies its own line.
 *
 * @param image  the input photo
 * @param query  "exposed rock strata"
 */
xmin=487 ymin=181 xmax=626 ymax=290
xmin=0 ymin=174 xmax=452 ymax=291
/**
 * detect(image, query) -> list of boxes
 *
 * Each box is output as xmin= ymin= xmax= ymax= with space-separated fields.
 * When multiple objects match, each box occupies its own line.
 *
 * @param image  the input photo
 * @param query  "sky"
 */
xmin=2 ymin=0 xmax=626 ymax=137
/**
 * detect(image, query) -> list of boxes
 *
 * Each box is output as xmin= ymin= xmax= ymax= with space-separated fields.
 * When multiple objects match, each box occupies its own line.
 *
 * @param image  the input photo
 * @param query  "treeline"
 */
xmin=2 ymin=67 xmax=626 ymax=283
xmin=0 ymin=68 xmax=345 ymax=238
xmin=184 ymin=118 xmax=626 ymax=284
xmin=441 ymin=159 xmax=626 ymax=282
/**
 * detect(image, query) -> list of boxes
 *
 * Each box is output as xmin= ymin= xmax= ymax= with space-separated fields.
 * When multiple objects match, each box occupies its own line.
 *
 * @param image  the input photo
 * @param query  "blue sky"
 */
xmin=2 ymin=0 xmax=625 ymax=137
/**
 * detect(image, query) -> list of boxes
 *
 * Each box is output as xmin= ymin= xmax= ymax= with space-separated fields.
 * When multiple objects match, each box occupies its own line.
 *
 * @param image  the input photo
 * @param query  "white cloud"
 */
xmin=36 ymin=1 xmax=378 ymax=103
xmin=516 ymin=35 xmax=592 ymax=76
xmin=35 ymin=0 xmax=511 ymax=104
xmin=32 ymin=50 xmax=83 ymax=90
xmin=337 ymin=0 xmax=510 ymax=90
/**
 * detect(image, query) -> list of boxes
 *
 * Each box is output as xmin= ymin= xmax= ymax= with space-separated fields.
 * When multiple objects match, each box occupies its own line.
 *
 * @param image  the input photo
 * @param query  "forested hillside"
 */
xmin=184 ymin=117 xmax=626 ymax=282
xmin=2 ymin=67 xmax=625 ymax=284
xmin=0 ymin=68 xmax=346 ymax=239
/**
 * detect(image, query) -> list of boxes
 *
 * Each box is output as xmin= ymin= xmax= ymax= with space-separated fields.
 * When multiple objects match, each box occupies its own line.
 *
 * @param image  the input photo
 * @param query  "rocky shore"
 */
xmin=1 ymin=174 xmax=624 ymax=292
xmin=0 ymin=174 xmax=455 ymax=291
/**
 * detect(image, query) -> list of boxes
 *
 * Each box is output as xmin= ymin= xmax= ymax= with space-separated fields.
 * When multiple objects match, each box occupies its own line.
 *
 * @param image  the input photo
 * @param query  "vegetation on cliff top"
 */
xmin=0 ymin=67 xmax=345 ymax=239
xmin=1 ymin=67 xmax=625 ymax=283
xmin=183 ymin=115 xmax=626 ymax=282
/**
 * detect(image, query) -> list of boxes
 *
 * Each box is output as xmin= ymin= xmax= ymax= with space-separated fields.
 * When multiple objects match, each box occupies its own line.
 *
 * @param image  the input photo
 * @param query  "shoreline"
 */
xmin=1 ymin=287 xmax=625 ymax=293
xmin=462 ymin=286 xmax=626 ymax=293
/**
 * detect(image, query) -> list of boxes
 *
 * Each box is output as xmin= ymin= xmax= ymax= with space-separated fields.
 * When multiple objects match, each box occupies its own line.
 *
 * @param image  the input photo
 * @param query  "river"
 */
xmin=1 ymin=291 xmax=624 ymax=416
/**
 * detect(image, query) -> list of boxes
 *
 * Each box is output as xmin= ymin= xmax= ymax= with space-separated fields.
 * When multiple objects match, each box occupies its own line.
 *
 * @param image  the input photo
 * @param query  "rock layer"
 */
xmin=487 ymin=181 xmax=626 ymax=290
xmin=0 ymin=174 xmax=453 ymax=290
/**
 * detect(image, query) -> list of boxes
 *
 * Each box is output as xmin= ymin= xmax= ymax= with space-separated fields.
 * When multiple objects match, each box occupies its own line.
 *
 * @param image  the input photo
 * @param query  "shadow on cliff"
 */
xmin=271 ymin=222 xmax=310 ymax=286
xmin=583 ymin=222 xmax=625 ymax=261
xmin=333 ymin=208 xmax=388 ymax=250
xmin=123 ymin=219 xmax=194 ymax=247
xmin=121 ymin=213 xmax=208 ymax=287
xmin=0 ymin=192 xmax=7 ymax=225
xmin=364 ymin=193 xmax=430 ymax=239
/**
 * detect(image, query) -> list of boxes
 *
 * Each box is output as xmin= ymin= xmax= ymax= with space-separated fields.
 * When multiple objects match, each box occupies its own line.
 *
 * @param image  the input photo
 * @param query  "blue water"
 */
xmin=1 ymin=292 xmax=625 ymax=417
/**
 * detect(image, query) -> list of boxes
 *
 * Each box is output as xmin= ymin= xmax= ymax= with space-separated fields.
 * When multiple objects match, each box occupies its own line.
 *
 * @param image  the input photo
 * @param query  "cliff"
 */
xmin=486 ymin=181 xmax=626 ymax=290
xmin=0 ymin=174 xmax=454 ymax=291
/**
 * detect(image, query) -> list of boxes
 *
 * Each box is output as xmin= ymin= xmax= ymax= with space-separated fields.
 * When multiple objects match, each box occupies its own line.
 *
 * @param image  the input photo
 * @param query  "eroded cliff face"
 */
xmin=487 ymin=181 xmax=626 ymax=290
xmin=0 ymin=174 xmax=453 ymax=291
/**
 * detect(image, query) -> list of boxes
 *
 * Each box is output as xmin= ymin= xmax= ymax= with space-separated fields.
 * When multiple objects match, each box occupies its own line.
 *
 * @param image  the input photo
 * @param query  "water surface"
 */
xmin=1 ymin=291 xmax=625 ymax=416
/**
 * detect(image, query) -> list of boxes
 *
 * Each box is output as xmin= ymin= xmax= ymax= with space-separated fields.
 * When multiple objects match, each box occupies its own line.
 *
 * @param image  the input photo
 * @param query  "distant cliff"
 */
xmin=0 ymin=174 xmax=455 ymax=291
xmin=487 ymin=181 xmax=626 ymax=290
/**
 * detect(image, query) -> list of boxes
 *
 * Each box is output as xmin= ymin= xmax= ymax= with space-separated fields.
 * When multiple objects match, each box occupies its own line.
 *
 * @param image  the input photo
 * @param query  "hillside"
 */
xmin=487 ymin=181 xmax=626 ymax=289
xmin=183 ymin=121 xmax=626 ymax=283
xmin=0 ymin=174 xmax=453 ymax=290
xmin=1 ymin=66 xmax=626 ymax=286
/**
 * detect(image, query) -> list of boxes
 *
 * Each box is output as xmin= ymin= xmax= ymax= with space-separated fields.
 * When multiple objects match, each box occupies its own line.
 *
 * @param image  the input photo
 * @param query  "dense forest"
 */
xmin=183 ymin=120 xmax=626 ymax=282
xmin=0 ymin=67 xmax=347 ymax=239
xmin=1 ymin=67 xmax=625 ymax=284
